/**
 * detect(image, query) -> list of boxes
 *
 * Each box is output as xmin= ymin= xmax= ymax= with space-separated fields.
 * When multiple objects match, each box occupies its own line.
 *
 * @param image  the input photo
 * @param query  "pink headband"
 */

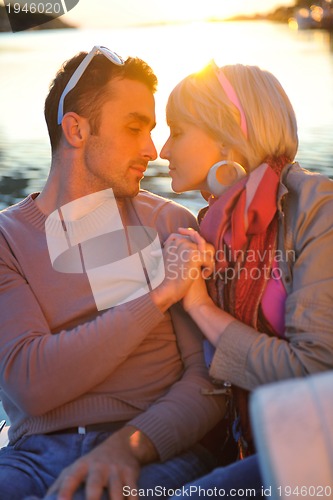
xmin=216 ymin=69 xmax=248 ymax=139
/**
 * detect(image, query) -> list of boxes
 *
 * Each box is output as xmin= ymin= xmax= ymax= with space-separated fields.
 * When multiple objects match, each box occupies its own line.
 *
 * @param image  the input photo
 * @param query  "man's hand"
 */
xmin=46 ymin=426 xmax=158 ymax=500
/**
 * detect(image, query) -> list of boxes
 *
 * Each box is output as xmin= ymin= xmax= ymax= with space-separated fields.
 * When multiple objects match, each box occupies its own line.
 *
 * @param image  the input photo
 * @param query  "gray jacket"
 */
xmin=210 ymin=162 xmax=333 ymax=390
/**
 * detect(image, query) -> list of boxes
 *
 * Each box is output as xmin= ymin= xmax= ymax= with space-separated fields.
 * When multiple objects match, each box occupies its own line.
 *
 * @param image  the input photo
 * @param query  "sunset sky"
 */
xmin=63 ymin=0 xmax=295 ymax=28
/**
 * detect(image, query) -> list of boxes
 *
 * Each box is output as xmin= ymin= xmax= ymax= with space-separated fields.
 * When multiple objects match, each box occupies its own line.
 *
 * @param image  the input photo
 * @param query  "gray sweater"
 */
xmin=0 ymin=190 xmax=225 ymax=460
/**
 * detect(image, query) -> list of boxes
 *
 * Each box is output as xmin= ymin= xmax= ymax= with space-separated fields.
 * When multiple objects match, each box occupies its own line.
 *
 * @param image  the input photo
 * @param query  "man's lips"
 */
xmin=130 ymin=165 xmax=147 ymax=175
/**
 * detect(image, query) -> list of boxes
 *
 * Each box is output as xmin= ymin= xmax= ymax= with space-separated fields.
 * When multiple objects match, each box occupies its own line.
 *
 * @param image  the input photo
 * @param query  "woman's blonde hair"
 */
xmin=166 ymin=62 xmax=298 ymax=170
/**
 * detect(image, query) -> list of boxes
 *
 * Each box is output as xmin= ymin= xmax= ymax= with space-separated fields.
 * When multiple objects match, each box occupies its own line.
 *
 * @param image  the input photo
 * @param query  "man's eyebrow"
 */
xmin=128 ymin=112 xmax=156 ymax=130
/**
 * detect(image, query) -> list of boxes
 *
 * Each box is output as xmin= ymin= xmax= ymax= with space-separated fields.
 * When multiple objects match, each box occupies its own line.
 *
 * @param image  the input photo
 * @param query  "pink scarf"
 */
xmin=200 ymin=156 xmax=290 ymax=332
xmin=200 ymin=156 xmax=291 ymax=456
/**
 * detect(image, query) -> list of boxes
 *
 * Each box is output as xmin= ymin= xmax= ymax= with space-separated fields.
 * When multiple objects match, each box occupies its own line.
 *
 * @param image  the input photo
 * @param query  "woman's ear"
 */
xmin=220 ymin=146 xmax=229 ymax=159
xmin=224 ymin=147 xmax=249 ymax=172
xmin=61 ymin=112 xmax=90 ymax=148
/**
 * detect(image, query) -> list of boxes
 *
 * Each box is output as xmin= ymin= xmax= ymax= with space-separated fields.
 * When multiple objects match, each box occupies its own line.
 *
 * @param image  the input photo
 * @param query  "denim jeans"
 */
xmin=0 ymin=431 xmax=217 ymax=499
xmin=169 ymin=455 xmax=265 ymax=499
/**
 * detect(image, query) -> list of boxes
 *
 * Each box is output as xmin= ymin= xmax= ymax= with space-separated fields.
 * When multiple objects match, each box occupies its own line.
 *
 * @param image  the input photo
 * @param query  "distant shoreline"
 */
xmin=217 ymin=5 xmax=295 ymax=24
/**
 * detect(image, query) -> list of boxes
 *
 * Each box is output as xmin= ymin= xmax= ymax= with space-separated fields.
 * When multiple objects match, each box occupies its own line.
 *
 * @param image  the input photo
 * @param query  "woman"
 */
xmin=160 ymin=61 xmax=333 ymax=495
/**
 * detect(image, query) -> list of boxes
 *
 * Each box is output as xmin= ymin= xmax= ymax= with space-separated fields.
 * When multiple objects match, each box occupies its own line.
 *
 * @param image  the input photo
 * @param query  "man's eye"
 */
xmin=129 ymin=127 xmax=141 ymax=133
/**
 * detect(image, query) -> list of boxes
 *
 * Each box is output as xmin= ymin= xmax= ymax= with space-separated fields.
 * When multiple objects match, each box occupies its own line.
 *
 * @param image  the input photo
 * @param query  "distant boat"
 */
xmin=289 ymin=4 xmax=333 ymax=30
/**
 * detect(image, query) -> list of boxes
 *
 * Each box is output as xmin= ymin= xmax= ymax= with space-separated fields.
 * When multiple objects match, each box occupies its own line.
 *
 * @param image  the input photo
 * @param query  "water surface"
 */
xmin=1 ymin=21 xmax=333 ymax=213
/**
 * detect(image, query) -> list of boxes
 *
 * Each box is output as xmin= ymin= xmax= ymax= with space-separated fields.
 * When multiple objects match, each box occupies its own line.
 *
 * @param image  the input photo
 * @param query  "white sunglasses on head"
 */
xmin=57 ymin=45 xmax=125 ymax=125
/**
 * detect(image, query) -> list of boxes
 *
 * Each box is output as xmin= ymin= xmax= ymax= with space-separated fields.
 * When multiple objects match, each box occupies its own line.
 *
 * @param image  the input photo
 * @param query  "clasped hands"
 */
xmin=159 ymin=227 xmax=215 ymax=312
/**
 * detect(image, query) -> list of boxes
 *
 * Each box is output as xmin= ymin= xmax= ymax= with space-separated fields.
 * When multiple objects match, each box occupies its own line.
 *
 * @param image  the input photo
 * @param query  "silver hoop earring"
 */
xmin=206 ymin=160 xmax=247 ymax=196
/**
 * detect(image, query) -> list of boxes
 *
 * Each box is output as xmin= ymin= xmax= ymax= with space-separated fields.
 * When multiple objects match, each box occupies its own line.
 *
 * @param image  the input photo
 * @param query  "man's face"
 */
xmin=84 ymin=78 xmax=157 ymax=197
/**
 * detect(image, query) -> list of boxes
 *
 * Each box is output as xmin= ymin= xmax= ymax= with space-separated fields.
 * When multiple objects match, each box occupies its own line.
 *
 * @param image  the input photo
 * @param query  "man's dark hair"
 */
xmin=44 ymin=53 xmax=158 ymax=153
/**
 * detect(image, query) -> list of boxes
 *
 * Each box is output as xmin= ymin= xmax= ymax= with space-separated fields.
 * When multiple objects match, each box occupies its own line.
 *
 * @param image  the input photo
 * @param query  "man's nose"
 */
xmin=144 ymin=136 xmax=158 ymax=161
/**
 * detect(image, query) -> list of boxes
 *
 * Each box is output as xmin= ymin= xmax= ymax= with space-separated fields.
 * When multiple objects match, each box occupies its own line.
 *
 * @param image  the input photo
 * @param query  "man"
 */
xmin=0 ymin=46 xmax=225 ymax=499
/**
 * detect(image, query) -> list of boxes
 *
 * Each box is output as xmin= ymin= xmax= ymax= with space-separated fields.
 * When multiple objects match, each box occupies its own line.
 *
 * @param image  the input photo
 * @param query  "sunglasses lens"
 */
xmin=99 ymin=47 xmax=124 ymax=65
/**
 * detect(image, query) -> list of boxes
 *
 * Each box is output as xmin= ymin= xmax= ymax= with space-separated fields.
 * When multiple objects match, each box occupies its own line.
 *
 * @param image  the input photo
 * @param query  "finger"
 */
xmin=200 ymin=243 xmax=215 ymax=269
xmin=202 ymin=257 xmax=215 ymax=277
xmin=164 ymin=238 xmax=198 ymax=261
xmin=202 ymin=246 xmax=215 ymax=268
xmin=47 ymin=464 xmax=87 ymax=500
xmin=48 ymin=477 xmax=80 ymax=500
xmin=174 ymin=240 xmax=211 ymax=272
xmin=183 ymin=243 xmax=213 ymax=272
xmin=85 ymin=468 xmax=107 ymax=500
xmin=164 ymin=232 xmax=195 ymax=249
xmin=178 ymin=227 xmax=199 ymax=244
xmin=178 ymin=227 xmax=197 ymax=237
xmin=202 ymin=266 xmax=214 ymax=278
xmin=108 ymin=468 xmax=125 ymax=500
xmin=108 ymin=480 xmax=123 ymax=500
xmin=177 ymin=241 xmax=200 ymax=265
xmin=163 ymin=233 xmax=178 ymax=247
xmin=199 ymin=246 xmax=215 ymax=278
xmin=178 ymin=228 xmax=207 ymax=253
xmin=120 ymin=468 xmax=139 ymax=500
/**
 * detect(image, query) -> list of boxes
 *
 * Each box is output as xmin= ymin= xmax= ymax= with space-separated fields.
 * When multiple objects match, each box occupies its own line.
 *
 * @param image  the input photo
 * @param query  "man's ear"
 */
xmin=61 ymin=112 xmax=90 ymax=148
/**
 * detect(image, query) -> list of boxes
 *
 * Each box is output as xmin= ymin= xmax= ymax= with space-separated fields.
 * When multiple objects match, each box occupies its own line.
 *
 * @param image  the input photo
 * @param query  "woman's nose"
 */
xmin=160 ymin=140 xmax=169 ymax=160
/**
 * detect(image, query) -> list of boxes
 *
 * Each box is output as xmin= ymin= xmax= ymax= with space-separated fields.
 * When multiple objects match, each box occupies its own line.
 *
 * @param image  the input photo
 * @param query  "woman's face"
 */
xmin=160 ymin=120 xmax=222 ymax=193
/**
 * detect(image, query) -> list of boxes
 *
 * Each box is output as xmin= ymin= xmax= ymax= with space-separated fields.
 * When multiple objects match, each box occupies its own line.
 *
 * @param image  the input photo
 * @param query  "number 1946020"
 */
xmin=275 ymin=485 xmax=332 ymax=497
xmin=5 ymin=3 xmax=62 ymax=15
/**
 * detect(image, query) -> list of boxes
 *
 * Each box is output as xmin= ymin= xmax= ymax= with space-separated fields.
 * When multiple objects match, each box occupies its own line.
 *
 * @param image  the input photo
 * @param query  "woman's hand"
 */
xmin=176 ymin=228 xmax=235 ymax=346
xmin=182 ymin=271 xmax=212 ymax=314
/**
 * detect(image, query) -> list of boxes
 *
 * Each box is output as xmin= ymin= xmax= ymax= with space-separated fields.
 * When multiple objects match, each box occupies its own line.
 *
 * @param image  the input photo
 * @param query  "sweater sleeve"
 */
xmin=209 ymin=169 xmax=333 ymax=390
xmin=127 ymin=302 xmax=227 ymax=461
xmin=0 ymin=236 xmax=165 ymax=416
